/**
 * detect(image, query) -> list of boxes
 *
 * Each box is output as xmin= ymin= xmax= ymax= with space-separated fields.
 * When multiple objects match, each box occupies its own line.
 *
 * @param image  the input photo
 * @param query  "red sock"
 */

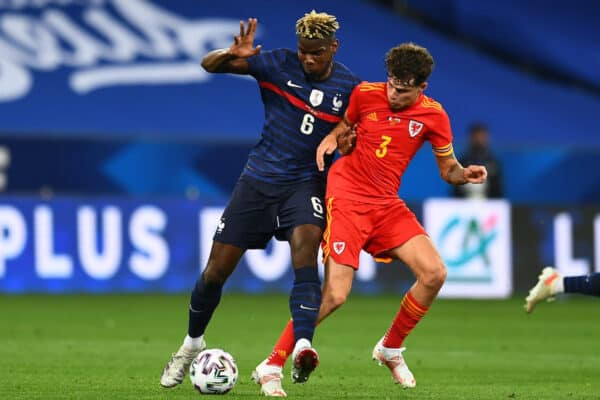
xmin=266 ymin=319 xmax=295 ymax=367
xmin=382 ymin=291 xmax=429 ymax=348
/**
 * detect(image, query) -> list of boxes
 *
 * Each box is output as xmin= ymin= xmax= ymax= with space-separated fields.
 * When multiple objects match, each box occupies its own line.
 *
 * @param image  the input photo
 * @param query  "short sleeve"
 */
xmin=246 ymin=48 xmax=287 ymax=81
xmin=428 ymin=109 xmax=454 ymax=157
xmin=344 ymin=84 xmax=363 ymax=124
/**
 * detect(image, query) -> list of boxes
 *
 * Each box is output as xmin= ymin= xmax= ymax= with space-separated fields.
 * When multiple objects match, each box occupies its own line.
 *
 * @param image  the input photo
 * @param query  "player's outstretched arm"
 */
xmin=316 ymin=118 xmax=352 ymax=171
xmin=435 ymin=153 xmax=487 ymax=185
xmin=201 ymin=18 xmax=263 ymax=74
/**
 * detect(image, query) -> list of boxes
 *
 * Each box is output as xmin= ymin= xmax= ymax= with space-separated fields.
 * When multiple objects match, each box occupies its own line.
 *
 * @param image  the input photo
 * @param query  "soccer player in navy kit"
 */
xmin=160 ymin=11 xmax=361 ymax=396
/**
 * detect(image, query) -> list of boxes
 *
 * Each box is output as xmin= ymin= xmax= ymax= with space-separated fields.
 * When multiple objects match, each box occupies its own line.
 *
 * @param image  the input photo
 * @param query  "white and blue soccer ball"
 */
xmin=189 ymin=349 xmax=238 ymax=394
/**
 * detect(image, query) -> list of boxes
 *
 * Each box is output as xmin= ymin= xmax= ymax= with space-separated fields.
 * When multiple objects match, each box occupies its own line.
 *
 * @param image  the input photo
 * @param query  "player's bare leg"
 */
xmin=392 ymin=235 xmax=446 ymax=308
xmin=318 ymin=258 xmax=356 ymax=321
xmin=373 ymin=235 xmax=446 ymax=388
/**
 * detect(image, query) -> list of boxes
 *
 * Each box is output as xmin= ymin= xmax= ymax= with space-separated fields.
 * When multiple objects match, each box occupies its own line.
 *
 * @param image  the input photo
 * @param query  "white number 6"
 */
xmin=300 ymin=113 xmax=315 ymax=135
xmin=311 ymin=196 xmax=323 ymax=215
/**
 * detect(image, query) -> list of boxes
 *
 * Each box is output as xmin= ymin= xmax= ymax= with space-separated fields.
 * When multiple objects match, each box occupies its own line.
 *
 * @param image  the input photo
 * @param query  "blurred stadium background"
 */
xmin=0 ymin=0 xmax=600 ymax=398
xmin=2 ymin=0 xmax=599 ymax=295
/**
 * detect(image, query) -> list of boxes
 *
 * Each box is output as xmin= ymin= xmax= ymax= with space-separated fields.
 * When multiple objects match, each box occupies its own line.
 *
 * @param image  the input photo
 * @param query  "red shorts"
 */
xmin=322 ymin=197 xmax=426 ymax=269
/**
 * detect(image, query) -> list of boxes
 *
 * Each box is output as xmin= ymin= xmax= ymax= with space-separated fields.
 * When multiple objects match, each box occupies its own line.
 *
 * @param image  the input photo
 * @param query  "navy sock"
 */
xmin=188 ymin=276 xmax=223 ymax=338
xmin=289 ymin=266 xmax=322 ymax=343
xmin=564 ymin=273 xmax=600 ymax=297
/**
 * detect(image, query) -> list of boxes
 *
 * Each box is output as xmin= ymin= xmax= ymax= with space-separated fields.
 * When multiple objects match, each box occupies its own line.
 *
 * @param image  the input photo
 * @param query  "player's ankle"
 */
xmin=294 ymin=338 xmax=311 ymax=350
xmin=183 ymin=334 xmax=204 ymax=351
xmin=266 ymin=351 xmax=287 ymax=368
xmin=553 ymin=278 xmax=564 ymax=294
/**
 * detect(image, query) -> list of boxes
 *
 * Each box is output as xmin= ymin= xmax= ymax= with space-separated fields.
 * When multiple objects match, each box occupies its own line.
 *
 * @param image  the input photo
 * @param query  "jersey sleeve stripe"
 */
xmin=259 ymin=81 xmax=342 ymax=123
xmin=432 ymin=144 xmax=454 ymax=157
xmin=359 ymin=83 xmax=385 ymax=92
xmin=421 ymin=96 xmax=443 ymax=111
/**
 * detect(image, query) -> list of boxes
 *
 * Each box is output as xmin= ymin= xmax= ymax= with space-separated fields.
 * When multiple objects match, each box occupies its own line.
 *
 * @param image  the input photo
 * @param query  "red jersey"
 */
xmin=327 ymin=82 xmax=453 ymax=204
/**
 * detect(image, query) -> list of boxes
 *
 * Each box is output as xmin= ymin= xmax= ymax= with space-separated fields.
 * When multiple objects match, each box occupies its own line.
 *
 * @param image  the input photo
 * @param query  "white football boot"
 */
xmin=291 ymin=338 xmax=319 ymax=384
xmin=525 ymin=267 xmax=563 ymax=313
xmin=372 ymin=337 xmax=416 ymax=388
xmin=251 ymin=360 xmax=287 ymax=397
xmin=160 ymin=336 xmax=206 ymax=388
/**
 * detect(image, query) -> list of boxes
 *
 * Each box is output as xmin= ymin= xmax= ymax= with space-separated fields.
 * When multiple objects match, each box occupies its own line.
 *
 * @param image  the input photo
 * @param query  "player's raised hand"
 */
xmin=229 ymin=18 xmax=262 ymax=58
xmin=463 ymin=165 xmax=487 ymax=183
xmin=316 ymin=133 xmax=338 ymax=171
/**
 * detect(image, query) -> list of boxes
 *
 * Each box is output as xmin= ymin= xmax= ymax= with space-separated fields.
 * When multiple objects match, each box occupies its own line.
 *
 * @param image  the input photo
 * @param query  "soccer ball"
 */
xmin=189 ymin=349 xmax=238 ymax=394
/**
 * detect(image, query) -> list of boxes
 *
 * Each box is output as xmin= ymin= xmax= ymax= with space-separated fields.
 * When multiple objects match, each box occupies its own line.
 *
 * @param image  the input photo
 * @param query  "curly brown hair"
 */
xmin=385 ymin=43 xmax=434 ymax=86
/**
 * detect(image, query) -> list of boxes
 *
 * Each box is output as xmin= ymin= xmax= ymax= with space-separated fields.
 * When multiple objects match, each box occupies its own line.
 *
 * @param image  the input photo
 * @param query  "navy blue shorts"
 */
xmin=213 ymin=174 xmax=326 ymax=249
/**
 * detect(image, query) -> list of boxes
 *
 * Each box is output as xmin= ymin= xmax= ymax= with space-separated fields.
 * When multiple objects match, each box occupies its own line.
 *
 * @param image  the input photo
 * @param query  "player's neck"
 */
xmin=309 ymin=62 xmax=334 ymax=82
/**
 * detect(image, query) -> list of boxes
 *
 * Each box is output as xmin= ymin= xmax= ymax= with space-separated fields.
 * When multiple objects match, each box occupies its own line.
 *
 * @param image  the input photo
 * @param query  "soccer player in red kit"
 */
xmin=256 ymin=42 xmax=487 ymax=391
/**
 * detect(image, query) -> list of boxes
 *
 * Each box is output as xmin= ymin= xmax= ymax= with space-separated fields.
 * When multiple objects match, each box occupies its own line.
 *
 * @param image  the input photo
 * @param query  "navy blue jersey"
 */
xmin=245 ymin=48 xmax=361 ymax=184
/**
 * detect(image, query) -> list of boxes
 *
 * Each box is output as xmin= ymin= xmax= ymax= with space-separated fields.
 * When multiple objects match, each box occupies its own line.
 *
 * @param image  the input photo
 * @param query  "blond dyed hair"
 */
xmin=296 ymin=10 xmax=339 ymax=40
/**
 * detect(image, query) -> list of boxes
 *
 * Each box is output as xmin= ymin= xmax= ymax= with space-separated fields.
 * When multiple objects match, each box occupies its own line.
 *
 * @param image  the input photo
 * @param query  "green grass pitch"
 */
xmin=1 ymin=293 xmax=599 ymax=399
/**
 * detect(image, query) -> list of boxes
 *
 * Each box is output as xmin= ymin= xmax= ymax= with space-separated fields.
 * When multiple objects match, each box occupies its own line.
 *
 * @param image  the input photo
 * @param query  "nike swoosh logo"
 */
xmin=287 ymin=80 xmax=303 ymax=88
xmin=300 ymin=304 xmax=318 ymax=311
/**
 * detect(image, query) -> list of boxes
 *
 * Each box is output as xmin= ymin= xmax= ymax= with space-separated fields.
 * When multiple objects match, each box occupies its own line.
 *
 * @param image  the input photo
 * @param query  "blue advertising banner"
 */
xmin=0 ymin=195 xmax=384 ymax=294
xmin=1 ymin=195 xmax=599 ymax=296
xmin=0 ymin=196 xmax=204 ymax=292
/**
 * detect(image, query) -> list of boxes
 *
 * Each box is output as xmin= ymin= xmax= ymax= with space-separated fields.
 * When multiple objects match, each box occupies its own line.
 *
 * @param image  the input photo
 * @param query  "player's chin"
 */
xmin=304 ymin=65 xmax=327 ymax=77
xmin=389 ymin=101 xmax=406 ymax=110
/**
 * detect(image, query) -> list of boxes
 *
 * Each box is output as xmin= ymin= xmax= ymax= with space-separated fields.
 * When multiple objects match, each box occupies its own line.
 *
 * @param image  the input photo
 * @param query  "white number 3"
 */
xmin=300 ymin=113 xmax=315 ymax=135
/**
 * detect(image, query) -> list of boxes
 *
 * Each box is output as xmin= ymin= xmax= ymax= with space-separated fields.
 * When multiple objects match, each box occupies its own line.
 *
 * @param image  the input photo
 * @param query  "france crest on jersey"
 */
xmin=244 ymin=48 xmax=361 ymax=184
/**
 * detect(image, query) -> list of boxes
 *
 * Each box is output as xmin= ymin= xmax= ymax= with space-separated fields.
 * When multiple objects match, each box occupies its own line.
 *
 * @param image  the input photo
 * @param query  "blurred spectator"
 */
xmin=453 ymin=123 xmax=503 ymax=199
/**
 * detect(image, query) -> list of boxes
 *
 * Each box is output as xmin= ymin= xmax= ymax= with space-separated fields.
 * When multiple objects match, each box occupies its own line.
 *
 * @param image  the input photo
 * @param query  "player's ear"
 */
xmin=420 ymin=82 xmax=428 ymax=92
xmin=330 ymin=39 xmax=339 ymax=54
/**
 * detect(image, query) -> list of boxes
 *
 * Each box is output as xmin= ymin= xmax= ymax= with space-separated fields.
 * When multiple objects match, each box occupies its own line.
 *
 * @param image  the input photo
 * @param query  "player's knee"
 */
xmin=421 ymin=263 xmax=447 ymax=291
xmin=290 ymin=226 xmax=322 ymax=266
xmin=291 ymin=247 xmax=319 ymax=267
xmin=202 ymin=264 xmax=230 ymax=285
xmin=323 ymin=287 xmax=348 ymax=310
xmin=290 ymin=241 xmax=320 ymax=267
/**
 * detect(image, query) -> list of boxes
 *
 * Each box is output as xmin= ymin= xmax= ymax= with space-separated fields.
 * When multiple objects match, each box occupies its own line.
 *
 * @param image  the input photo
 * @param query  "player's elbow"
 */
xmin=200 ymin=58 xmax=214 ymax=73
